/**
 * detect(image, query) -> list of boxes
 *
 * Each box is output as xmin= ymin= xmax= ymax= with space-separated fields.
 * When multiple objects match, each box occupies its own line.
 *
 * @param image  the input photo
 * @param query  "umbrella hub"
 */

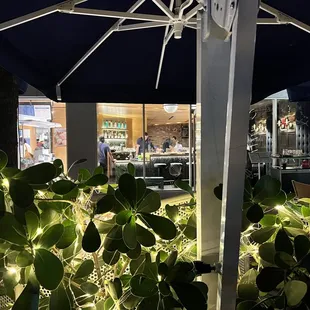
xmin=172 ymin=20 xmax=185 ymax=39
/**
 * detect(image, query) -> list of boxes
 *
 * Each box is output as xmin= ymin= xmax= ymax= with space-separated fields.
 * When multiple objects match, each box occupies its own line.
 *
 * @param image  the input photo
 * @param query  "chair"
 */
xmin=154 ymin=163 xmax=167 ymax=177
xmin=292 ymin=180 xmax=310 ymax=198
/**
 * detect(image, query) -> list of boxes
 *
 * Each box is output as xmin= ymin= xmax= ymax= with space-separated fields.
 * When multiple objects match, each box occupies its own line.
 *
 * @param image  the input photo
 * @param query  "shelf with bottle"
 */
xmin=102 ymin=120 xmax=128 ymax=130
xmin=102 ymin=128 xmax=128 ymax=131
xmin=103 ymin=130 xmax=128 ymax=140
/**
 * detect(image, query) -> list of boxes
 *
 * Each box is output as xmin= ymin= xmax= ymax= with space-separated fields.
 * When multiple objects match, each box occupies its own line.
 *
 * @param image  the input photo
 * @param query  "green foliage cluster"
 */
xmin=229 ymin=175 xmax=310 ymax=310
xmin=0 ymin=151 xmax=207 ymax=310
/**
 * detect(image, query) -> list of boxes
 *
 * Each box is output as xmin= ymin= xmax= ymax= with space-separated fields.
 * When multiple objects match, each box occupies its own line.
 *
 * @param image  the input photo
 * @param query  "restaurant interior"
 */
xmin=247 ymin=94 xmax=310 ymax=193
xmin=96 ymin=103 xmax=195 ymax=189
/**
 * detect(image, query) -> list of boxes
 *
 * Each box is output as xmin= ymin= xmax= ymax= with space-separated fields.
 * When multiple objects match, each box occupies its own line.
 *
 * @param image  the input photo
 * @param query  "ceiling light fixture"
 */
xmin=163 ymin=104 xmax=178 ymax=113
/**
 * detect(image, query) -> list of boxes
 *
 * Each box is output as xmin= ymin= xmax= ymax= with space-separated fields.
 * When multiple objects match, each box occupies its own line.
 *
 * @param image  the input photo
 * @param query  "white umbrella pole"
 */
xmin=196 ymin=0 xmax=258 ymax=308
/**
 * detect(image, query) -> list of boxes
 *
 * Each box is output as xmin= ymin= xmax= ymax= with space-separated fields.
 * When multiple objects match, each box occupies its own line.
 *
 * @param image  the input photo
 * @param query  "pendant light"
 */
xmin=163 ymin=104 xmax=178 ymax=113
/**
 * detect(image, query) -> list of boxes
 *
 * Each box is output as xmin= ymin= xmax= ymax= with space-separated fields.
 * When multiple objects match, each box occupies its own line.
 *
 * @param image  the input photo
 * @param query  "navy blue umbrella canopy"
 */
xmin=0 ymin=0 xmax=310 ymax=104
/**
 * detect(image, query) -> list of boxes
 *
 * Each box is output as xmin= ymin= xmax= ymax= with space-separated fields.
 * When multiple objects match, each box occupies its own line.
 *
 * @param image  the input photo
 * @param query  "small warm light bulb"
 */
xmin=7 ymin=267 xmax=17 ymax=275
xmin=36 ymin=228 xmax=43 ymax=235
xmin=275 ymin=205 xmax=283 ymax=210
xmin=2 ymin=178 xmax=9 ymax=188
xmin=38 ymin=190 xmax=45 ymax=197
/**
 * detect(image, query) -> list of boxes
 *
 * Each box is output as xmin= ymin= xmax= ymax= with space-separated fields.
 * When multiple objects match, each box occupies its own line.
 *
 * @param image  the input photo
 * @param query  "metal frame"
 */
xmin=260 ymin=3 xmax=310 ymax=33
xmin=0 ymin=0 xmax=87 ymax=31
xmin=0 ymin=0 xmax=309 ymax=92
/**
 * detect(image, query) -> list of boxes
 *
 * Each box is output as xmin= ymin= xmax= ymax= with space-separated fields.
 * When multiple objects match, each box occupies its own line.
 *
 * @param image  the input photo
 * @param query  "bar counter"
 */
xmin=114 ymin=152 xmax=190 ymax=181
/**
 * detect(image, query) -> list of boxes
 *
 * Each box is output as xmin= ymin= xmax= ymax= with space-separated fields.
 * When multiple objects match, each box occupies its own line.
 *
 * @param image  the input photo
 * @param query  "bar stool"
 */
xmin=169 ymin=163 xmax=183 ymax=177
xmin=154 ymin=163 xmax=167 ymax=177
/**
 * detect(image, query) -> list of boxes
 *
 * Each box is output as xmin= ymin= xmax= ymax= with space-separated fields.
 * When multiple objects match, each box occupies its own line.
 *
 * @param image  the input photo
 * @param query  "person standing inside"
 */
xmin=20 ymin=138 xmax=34 ymax=168
xmin=33 ymin=139 xmax=44 ymax=163
xmin=136 ymin=132 xmax=154 ymax=157
xmin=162 ymin=137 xmax=171 ymax=153
xmin=170 ymin=136 xmax=182 ymax=152
xmin=98 ymin=136 xmax=113 ymax=175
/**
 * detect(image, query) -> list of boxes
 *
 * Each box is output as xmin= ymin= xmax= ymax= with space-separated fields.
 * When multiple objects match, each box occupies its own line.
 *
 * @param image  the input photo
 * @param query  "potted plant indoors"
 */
xmin=0 ymin=150 xmax=209 ymax=310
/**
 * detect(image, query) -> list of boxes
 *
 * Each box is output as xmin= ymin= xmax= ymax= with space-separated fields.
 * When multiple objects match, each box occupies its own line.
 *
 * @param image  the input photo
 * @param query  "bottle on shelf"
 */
xmin=124 ymin=121 xmax=127 ymax=129
xmin=105 ymin=120 xmax=108 ymax=128
xmin=104 ymin=131 xmax=108 ymax=139
xmin=114 ymin=121 xmax=117 ymax=128
xmin=117 ymin=121 xmax=121 ymax=129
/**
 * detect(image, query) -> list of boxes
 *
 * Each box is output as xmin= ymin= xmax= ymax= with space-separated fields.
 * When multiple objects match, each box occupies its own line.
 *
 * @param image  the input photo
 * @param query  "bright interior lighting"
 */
xmin=275 ymin=205 xmax=283 ymax=210
xmin=163 ymin=104 xmax=178 ymax=113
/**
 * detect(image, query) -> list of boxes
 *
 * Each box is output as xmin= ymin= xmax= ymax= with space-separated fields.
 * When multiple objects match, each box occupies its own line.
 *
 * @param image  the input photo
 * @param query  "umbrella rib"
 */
xmin=260 ymin=2 xmax=310 ymax=33
xmin=0 ymin=0 xmax=87 ymax=32
xmin=118 ymin=22 xmax=169 ymax=32
xmin=155 ymin=0 xmax=175 ymax=90
xmin=62 ymin=8 xmax=170 ymax=23
xmin=256 ymin=18 xmax=279 ymax=25
xmin=152 ymin=0 xmax=175 ymax=20
xmin=184 ymin=3 xmax=204 ymax=21
xmin=178 ymin=0 xmax=193 ymax=19
xmin=57 ymin=0 xmax=146 ymax=87
xmin=185 ymin=24 xmax=197 ymax=30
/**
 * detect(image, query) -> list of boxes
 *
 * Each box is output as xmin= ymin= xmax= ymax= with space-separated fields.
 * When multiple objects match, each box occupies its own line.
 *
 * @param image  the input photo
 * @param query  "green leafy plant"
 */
xmin=0 ymin=150 xmax=207 ymax=310
xmin=216 ymin=175 xmax=310 ymax=309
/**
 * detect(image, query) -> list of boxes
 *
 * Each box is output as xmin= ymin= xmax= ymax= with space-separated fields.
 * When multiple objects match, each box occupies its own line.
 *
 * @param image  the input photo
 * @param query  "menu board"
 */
xmin=34 ymin=105 xmax=51 ymax=120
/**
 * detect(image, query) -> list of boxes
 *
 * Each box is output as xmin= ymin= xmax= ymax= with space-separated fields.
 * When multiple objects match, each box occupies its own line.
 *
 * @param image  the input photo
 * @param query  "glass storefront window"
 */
xmin=250 ymin=99 xmax=297 ymax=154
xmin=145 ymin=104 xmax=193 ymax=187
xmin=18 ymin=100 xmax=67 ymax=170
xmin=96 ymin=103 xmax=195 ymax=190
xmin=96 ymin=103 xmax=143 ymax=181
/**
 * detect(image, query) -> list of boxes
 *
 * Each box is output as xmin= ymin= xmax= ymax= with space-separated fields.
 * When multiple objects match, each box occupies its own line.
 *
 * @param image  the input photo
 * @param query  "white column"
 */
xmin=189 ymin=105 xmax=193 ymax=187
xmin=66 ymin=102 xmax=98 ymax=177
xmin=272 ymin=99 xmax=278 ymax=166
xmin=196 ymin=13 xmax=231 ymax=310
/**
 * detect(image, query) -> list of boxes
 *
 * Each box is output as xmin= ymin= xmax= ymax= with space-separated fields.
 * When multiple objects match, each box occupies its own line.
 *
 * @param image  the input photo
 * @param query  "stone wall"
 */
xmin=147 ymin=124 xmax=189 ymax=148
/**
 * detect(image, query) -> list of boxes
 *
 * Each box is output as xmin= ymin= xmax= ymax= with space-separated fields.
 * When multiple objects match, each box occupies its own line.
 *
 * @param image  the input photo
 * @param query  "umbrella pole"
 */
xmin=196 ymin=0 xmax=258 ymax=309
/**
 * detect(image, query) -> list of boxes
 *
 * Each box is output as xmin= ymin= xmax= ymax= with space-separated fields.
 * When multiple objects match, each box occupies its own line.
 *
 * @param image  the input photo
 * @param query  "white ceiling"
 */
xmin=97 ymin=103 xmax=190 ymax=125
